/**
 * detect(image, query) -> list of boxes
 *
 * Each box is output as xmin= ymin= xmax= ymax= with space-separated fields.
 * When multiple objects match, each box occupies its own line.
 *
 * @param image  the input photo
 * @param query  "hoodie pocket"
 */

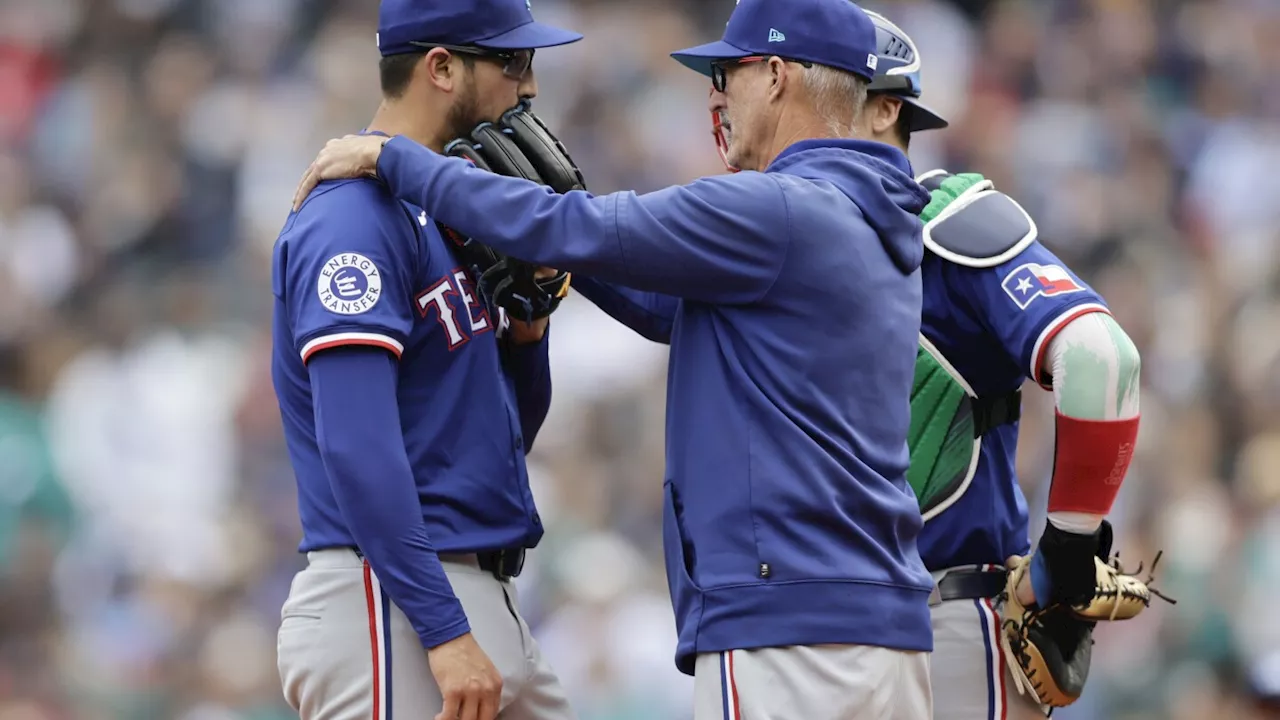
xmin=662 ymin=480 xmax=704 ymax=629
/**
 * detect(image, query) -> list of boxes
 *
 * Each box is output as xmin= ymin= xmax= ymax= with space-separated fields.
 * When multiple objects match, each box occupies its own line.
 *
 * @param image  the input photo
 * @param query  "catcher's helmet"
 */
xmin=862 ymin=9 xmax=949 ymax=132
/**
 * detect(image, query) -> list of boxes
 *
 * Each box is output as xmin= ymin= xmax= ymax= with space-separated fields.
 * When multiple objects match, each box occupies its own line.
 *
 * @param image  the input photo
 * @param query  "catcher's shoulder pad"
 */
xmin=915 ymin=169 xmax=1039 ymax=269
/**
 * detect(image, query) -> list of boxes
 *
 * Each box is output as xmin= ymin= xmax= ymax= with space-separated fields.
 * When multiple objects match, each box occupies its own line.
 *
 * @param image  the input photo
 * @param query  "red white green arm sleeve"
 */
xmin=1040 ymin=312 xmax=1141 ymax=533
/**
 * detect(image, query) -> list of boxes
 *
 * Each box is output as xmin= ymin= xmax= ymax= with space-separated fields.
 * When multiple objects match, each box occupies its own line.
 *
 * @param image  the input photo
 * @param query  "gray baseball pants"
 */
xmin=693 ymin=644 xmax=932 ymax=719
xmin=928 ymin=565 xmax=1047 ymax=720
xmin=276 ymin=548 xmax=574 ymax=720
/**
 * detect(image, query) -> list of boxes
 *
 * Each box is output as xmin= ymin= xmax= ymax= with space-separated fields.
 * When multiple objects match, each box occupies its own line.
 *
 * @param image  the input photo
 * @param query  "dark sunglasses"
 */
xmin=409 ymin=42 xmax=535 ymax=80
xmin=711 ymin=55 xmax=814 ymax=93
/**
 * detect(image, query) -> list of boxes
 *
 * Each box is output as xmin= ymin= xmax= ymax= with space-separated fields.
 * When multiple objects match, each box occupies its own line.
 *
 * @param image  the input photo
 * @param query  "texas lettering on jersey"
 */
xmin=416 ymin=268 xmax=494 ymax=350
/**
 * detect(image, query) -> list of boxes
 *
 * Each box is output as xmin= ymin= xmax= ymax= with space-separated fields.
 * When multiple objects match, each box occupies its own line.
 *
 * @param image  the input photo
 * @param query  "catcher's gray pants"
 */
xmin=693 ymin=644 xmax=932 ymax=719
xmin=277 ymin=548 xmax=574 ymax=720
xmin=929 ymin=565 xmax=1047 ymax=720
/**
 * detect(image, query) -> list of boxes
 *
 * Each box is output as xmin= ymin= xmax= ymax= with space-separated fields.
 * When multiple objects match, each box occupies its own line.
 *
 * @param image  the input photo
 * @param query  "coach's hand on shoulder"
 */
xmin=428 ymin=631 xmax=503 ymax=720
xmin=292 ymin=134 xmax=388 ymax=211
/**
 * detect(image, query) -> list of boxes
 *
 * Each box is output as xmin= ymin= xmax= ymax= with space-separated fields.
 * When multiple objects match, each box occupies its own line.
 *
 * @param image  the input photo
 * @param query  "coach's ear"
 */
xmin=766 ymin=55 xmax=794 ymax=103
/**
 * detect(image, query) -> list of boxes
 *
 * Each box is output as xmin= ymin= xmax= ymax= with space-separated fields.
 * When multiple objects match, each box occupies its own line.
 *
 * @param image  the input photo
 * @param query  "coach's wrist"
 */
xmin=373 ymin=135 xmax=396 ymax=182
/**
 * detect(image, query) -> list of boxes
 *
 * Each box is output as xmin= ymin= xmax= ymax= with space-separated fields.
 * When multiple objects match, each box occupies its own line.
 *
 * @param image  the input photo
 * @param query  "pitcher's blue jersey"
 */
xmin=917 ymin=241 xmax=1110 ymax=570
xmin=271 ymin=179 xmax=546 ymax=558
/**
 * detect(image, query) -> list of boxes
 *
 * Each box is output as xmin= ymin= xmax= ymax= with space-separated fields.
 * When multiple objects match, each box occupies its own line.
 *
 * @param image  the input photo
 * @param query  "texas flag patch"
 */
xmin=1001 ymin=262 xmax=1083 ymax=309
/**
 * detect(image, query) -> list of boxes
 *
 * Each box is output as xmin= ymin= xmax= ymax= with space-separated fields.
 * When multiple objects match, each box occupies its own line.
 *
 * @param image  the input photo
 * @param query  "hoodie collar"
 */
xmin=767 ymin=138 xmax=914 ymax=177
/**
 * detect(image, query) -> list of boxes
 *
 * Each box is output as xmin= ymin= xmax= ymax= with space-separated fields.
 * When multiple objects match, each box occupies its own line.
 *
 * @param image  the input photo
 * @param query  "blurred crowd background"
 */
xmin=1 ymin=0 xmax=1279 ymax=718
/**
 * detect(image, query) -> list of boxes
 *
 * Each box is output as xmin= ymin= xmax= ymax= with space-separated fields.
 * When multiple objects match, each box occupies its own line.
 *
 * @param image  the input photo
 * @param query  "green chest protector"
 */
xmin=908 ymin=337 xmax=1022 ymax=520
xmin=907 ymin=169 xmax=1036 ymax=520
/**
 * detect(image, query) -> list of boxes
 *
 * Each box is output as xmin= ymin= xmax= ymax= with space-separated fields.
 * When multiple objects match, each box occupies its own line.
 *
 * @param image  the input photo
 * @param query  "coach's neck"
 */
xmin=753 ymin=101 xmax=845 ymax=172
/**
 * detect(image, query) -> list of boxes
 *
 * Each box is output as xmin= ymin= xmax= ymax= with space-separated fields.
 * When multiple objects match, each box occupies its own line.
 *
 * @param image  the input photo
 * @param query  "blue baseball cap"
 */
xmin=671 ymin=0 xmax=879 ymax=81
xmin=377 ymin=0 xmax=583 ymax=56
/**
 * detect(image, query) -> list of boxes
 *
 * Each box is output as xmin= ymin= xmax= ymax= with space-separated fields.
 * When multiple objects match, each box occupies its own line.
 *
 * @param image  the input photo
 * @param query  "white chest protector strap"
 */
xmin=916 ymin=169 xmax=1039 ymax=268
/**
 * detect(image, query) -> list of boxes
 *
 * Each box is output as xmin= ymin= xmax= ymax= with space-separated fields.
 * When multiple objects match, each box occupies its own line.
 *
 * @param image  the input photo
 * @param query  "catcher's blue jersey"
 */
xmin=270 ymin=178 xmax=550 ymax=641
xmin=917 ymin=240 xmax=1109 ymax=571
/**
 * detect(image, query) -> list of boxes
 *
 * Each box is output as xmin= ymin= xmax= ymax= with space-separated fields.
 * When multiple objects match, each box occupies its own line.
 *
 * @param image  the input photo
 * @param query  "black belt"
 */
xmin=474 ymin=548 xmax=526 ymax=580
xmin=930 ymin=567 xmax=1008 ymax=606
xmin=350 ymin=547 xmax=527 ymax=581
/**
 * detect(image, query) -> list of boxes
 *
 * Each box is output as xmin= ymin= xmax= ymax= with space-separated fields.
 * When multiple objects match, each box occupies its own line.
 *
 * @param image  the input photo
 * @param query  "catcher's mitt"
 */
xmin=438 ymin=100 xmax=582 ymax=323
xmin=999 ymin=520 xmax=1175 ymax=709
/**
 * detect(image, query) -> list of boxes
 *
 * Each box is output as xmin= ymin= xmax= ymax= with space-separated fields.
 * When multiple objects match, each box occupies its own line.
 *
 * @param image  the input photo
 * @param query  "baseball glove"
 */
xmin=999 ymin=520 xmax=1174 ymax=709
xmin=438 ymin=100 xmax=582 ymax=323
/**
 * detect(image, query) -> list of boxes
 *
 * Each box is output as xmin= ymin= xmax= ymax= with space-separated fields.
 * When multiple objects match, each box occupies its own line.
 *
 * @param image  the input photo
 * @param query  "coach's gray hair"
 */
xmin=799 ymin=64 xmax=868 ymax=137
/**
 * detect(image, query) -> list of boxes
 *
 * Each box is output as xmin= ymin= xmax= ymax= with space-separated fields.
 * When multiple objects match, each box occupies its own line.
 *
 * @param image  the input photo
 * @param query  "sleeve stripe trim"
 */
xmin=301 ymin=332 xmax=405 ymax=362
xmin=1030 ymin=303 xmax=1110 ymax=387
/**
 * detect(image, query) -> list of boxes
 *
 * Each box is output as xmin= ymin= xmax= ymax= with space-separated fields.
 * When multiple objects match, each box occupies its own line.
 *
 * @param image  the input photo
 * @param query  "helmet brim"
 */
xmin=903 ymin=97 xmax=949 ymax=132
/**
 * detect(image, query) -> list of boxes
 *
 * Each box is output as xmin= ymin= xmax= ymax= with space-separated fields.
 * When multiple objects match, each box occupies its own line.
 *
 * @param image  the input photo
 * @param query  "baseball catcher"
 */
xmin=854 ymin=9 xmax=1174 ymax=718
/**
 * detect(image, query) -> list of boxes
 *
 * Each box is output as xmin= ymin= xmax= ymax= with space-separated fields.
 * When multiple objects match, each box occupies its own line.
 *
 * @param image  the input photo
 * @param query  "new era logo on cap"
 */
xmin=768 ymin=28 xmax=785 ymax=42
xmin=867 ymin=53 xmax=878 ymax=70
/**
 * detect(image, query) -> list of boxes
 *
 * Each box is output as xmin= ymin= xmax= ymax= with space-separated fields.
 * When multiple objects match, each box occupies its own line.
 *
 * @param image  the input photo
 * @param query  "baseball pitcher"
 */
xmin=848 ymin=10 xmax=1168 ymax=719
xmin=269 ymin=2 xmax=581 ymax=719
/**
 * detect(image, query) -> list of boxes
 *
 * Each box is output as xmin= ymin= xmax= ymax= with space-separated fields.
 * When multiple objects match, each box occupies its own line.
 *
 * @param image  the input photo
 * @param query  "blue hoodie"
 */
xmin=376 ymin=136 xmax=935 ymax=674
